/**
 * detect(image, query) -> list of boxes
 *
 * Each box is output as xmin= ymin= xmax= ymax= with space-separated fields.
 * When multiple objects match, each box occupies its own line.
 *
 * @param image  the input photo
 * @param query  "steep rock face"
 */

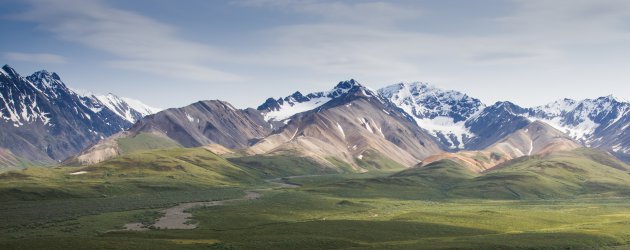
xmin=250 ymin=80 xmax=443 ymax=171
xmin=379 ymin=82 xmax=485 ymax=149
xmin=80 ymin=92 xmax=160 ymax=124
xmin=464 ymin=101 xmax=532 ymax=150
xmin=0 ymin=65 xmax=158 ymax=167
xmin=130 ymin=100 xmax=271 ymax=148
xmin=380 ymin=82 xmax=629 ymax=162
xmin=526 ymin=96 xmax=630 ymax=161
xmin=378 ymin=83 xmax=532 ymax=151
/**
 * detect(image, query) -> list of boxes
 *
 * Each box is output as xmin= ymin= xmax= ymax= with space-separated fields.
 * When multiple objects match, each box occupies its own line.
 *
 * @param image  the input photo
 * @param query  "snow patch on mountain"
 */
xmin=528 ymin=96 xmax=627 ymax=144
xmin=259 ymin=79 xmax=375 ymax=122
xmin=379 ymin=82 xmax=484 ymax=149
xmin=336 ymin=122 xmax=345 ymax=139
xmin=358 ymin=117 xmax=374 ymax=134
xmin=186 ymin=113 xmax=195 ymax=123
xmin=264 ymin=96 xmax=330 ymax=121
xmin=73 ymin=89 xmax=160 ymax=123
xmin=526 ymin=116 xmax=599 ymax=142
xmin=122 ymin=97 xmax=161 ymax=115
xmin=415 ymin=117 xmax=472 ymax=149
xmin=534 ymin=98 xmax=579 ymax=117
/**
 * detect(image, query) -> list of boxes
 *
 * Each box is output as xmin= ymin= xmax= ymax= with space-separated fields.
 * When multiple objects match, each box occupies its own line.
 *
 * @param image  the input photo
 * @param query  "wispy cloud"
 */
xmin=5 ymin=52 xmax=67 ymax=64
xmin=107 ymin=60 xmax=242 ymax=82
xmin=6 ymin=0 xmax=630 ymax=107
xmin=469 ymin=52 xmax=536 ymax=62
xmin=13 ymin=0 xmax=241 ymax=82
xmin=236 ymin=0 xmax=630 ymax=77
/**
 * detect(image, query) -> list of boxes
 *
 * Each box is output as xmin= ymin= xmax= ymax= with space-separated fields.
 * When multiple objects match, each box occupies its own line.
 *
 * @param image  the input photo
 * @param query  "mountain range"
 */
xmin=0 ymin=65 xmax=159 ymax=169
xmin=379 ymin=82 xmax=629 ymax=159
xmin=2 ymin=65 xmax=629 ymax=171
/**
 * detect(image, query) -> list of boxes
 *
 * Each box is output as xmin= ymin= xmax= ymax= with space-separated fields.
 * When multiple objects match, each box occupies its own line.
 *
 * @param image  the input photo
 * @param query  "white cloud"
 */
xmin=236 ymin=0 xmax=421 ymax=25
xmin=14 ymin=0 xmax=240 ymax=82
xmin=107 ymin=60 xmax=243 ymax=82
xmin=5 ymin=52 xmax=67 ymax=64
xmin=8 ymin=0 xmax=630 ymax=107
xmin=219 ymin=0 xmax=630 ymax=107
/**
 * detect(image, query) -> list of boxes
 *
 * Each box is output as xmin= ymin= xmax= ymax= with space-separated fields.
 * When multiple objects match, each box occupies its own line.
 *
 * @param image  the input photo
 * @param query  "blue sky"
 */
xmin=1 ymin=0 xmax=630 ymax=109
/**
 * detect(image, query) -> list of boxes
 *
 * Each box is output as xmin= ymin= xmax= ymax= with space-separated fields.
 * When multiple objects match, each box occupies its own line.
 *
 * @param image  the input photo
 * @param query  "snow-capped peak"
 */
xmin=259 ymin=79 xmax=377 ymax=122
xmin=533 ymin=98 xmax=578 ymax=117
xmin=379 ymin=82 xmax=485 ymax=149
xmin=1 ymin=64 xmax=19 ymax=78
xmin=0 ymin=65 xmax=11 ymax=76
xmin=330 ymin=79 xmax=379 ymax=99
xmin=526 ymin=95 xmax=630 ymax=145
xmin=71 ymin=87 xmax=160 ymax=123
xmin=120 ymin=96 xmax=162 ymax=115
xmin=93 ymin=93 xmax=160 ymax=123
xmin=1 ymin=65 xmax=158 ymax=127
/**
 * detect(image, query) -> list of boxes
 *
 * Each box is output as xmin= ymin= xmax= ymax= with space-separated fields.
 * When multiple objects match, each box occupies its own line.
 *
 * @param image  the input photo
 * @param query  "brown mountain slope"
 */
xmin=248 ymin=82 xmax=442 ymax=171
xmin=421 ymin=121 xmax=582 ymax=172
xmin=67 ymin=100 xmax=272 ymax=165
xmin=129 ymin=100 xmax=271 ymax=148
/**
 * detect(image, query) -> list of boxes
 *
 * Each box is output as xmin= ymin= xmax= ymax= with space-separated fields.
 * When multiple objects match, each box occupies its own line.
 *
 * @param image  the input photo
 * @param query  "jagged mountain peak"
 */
xmin=258 ymin=79 xmax=379 ymax=123
xmin=1 ymin=64 xmax=19 ymax=77
xmin=30 ymin=69 xmax=61 ymax=81
xmin=333 ymin=78 xmax=359 ymax=88
xmin=536 ymin=95 xmax=626 ymax=115
xmin=380 ymin=82 xmax=443 ymax=96
xmin=27 ymin=69 xmax=69 ymax=93
xmin=378 ymin=81 xmax=485 ymax=149
xmin=534 ymin=98 xmax=579 ymax=117
xmin=382 ymin=82 xmax=483 ymax=118
xmin=488 ymin=101 xmax=527 ymax=113
xmin=329 ymin=79 xmax=379 ymax=100
xmin=596 ymin=94 xmax=623 ymax=102
xmin=332 ymin=79 xmax=362 ymax=93
xmin=0 ymin=65 xmax=159 ymax=165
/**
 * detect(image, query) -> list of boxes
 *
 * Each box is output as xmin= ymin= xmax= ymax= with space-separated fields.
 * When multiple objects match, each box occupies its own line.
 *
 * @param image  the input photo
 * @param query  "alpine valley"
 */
xmin=2 ymin=65 xmax=630 ymax=249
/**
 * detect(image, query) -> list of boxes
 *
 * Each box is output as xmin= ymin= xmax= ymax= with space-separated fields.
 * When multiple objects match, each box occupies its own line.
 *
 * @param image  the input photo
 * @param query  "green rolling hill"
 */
xmin=313 ymin=148 xmax=630 ymax=200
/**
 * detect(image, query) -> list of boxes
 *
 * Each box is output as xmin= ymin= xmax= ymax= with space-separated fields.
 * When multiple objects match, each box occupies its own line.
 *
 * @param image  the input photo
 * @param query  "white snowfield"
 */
xmin=94 ymin=93 xmax=161 ymax=123
xmin=72 ymin=88 xmax=161 ymax=123
xmin=264 ymin=96 xmax=331 ymax=122
xmin=262 ymin=80 xmax=363 ymax=122
xmin=379 ymin=82 xmax=483 ymax=149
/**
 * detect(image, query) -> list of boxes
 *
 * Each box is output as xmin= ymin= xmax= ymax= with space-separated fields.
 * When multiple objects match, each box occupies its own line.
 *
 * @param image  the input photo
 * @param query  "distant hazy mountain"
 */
xmin=0 ymin=65 xmax=159 ymax=167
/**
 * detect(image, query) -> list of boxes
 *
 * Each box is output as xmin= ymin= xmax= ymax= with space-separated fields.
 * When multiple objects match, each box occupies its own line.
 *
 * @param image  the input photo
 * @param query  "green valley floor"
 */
xmin=2 ymin=174 xmax=630 ymax=249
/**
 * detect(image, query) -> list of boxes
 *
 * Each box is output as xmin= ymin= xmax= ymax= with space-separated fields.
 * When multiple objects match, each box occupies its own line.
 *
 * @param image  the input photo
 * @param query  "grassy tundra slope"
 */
xmin=0 ymin=147 xmax=262 ymax=202
xmin=2 ymin=147 xmax=630 ymax=249
xmin=312 ymin=148 xmax=630 ymax=200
